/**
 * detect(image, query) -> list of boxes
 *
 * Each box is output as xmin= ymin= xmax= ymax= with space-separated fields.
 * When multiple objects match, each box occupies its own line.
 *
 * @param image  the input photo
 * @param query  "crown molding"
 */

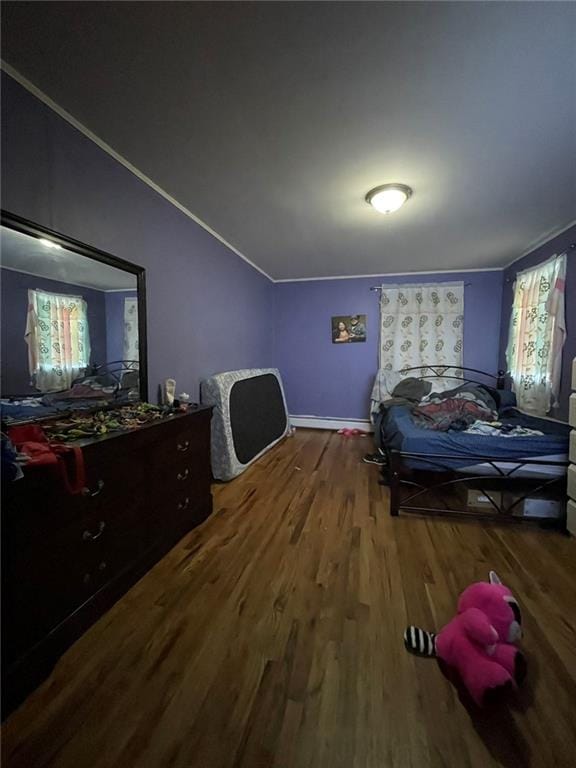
xmin=274 ymin=266 xmax=503 ymax=283
xmin=504 ymin=219 xmax=576 ymax=269
xmin=1 ymin=61 xmax=274 ymax=283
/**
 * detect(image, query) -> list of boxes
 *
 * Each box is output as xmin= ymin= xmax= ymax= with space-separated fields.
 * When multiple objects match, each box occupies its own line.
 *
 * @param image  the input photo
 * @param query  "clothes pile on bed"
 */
xmin=411 ymin=383 xmax=498 ymax=431
xmin=375 ymin=376 xmax=549 ymax=435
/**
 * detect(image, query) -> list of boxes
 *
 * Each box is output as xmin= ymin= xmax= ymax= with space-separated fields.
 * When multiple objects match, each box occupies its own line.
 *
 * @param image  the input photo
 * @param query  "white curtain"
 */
xmin=379 ymin=282 xmax=464 ymax=375
xmin=25 ymin=289 xmax=90 ymax=392
xmin=123 ymin=297 xmax=139 ymax=361
xmin=505 ymin=253 xmax=566 ymax=415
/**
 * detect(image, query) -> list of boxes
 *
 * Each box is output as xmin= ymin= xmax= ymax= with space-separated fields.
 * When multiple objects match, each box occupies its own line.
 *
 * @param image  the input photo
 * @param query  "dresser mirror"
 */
xmin=1 ymin=211 xmax=148 ymax=422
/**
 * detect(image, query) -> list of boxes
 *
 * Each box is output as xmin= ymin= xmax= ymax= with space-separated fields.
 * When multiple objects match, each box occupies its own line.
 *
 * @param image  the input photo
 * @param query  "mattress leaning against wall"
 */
xmin=200 ymin=368 xmax=290 ymax=481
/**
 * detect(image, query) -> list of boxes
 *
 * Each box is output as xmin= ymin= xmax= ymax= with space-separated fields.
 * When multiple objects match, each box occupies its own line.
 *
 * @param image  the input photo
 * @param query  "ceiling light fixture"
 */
xmin=39 ymin=238 xmax=62 ymax=250
xmin=366 ymin=183 xmax=413 ymax=214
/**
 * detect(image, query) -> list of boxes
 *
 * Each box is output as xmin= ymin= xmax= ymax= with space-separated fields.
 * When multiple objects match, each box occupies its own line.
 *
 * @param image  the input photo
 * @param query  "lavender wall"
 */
xmin=1 ymin=73 xmax=274 ymax=402
xmin=1 ymin=267 xmax=107 ymax=395
xmin=275 ymin=271 xmax=504 ymax=420
xmin=498 ymin=225 xmax=576 ymax=420
xmin=104 ymin=291 xmax=137 ymax=364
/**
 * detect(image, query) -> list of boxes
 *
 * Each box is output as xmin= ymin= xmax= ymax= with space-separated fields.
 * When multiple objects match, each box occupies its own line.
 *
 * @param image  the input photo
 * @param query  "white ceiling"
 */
xmin=2 ymin=1 xmax=575 ymax=280
xmin=0 ymin=226 xmax=137 ymax=291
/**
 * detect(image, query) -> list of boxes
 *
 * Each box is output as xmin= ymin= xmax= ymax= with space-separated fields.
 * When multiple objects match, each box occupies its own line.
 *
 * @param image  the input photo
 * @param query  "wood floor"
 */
xmin=3 ymin=429 xmax=576 ymax=768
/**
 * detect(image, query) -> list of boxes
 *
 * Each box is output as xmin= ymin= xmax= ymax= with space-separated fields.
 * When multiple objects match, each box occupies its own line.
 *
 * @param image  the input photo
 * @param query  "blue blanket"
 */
xmin=379 ymin=405 xmax=570 ymax=470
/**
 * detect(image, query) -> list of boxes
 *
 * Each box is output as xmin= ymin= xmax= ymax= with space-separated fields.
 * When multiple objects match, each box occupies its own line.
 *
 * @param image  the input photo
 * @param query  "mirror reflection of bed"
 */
xmin=1 ymin=224 xmax=140 ymax=422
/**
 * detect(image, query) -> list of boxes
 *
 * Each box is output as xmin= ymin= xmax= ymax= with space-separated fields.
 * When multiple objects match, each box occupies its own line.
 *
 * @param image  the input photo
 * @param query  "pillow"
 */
xmin=479 ymin=384 xmax=517 ymax=411
xmin=496 ymin=388 xmax=517 ymax=410
xmin=391 ymin=377 xmax=432 ymax=402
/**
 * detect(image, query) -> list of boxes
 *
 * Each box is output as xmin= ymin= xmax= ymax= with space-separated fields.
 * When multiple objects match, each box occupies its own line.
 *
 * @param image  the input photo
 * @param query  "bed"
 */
xmin=375 ymin=366 xmax=570 ymax=528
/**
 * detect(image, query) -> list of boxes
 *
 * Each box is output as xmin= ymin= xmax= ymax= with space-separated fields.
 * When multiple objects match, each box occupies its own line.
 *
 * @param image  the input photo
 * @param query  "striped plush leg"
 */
xmin=404 ymin=625 xmax=437 ymax=657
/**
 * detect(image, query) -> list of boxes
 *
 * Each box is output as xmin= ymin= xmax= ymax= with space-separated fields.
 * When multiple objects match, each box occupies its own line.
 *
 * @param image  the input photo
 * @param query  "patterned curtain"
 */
xmin=505 ymin=254 xmax=566 ymax=415
xmin=25 ymin=289 xmax=91 ymax=392
xmin=123 ymin=298 xmax=139 ymax=362
xmin=379 ymin=282 xmax=464 ymax=375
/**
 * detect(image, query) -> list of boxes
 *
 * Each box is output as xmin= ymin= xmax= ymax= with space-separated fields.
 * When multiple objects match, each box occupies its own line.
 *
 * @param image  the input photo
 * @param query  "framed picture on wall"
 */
xmin=332 ymin=314 xmax=367 ymax=343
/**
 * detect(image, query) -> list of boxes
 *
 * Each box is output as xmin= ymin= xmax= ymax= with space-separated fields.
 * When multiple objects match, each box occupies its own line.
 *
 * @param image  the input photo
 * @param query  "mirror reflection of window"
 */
xmin=26 ymin=289 xmax=91 ymax=391
xmin=1 ymin=223 xmax=139 ymax=405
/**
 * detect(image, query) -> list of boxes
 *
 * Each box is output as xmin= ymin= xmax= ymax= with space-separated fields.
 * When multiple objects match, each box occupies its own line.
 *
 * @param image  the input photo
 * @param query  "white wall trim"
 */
xmin=290 ymin=415 xmax=373 ymax=432
xmin=275 ymin=266 xmax=504 ymax=284
xmin=1 ymin=61 xmax=274 ymax=284
xmin=503 ymin=219 xmax=576 ymax=270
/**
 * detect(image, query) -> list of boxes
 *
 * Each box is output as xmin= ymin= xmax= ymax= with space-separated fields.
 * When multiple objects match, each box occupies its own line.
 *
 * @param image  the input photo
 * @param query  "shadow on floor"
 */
xmin=438 ymin=655 xmax=537 ymax=768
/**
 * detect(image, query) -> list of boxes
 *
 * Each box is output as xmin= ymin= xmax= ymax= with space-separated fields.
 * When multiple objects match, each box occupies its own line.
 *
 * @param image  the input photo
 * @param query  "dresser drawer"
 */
xmin=151 ymin=452 xmax=211 ymax=495
xmin=568 ymin=464 xmax=576 ymax=502
xmin=4 ymin=517 xmax=101 ymax=662
xmin=162 ymin=491 xmax=213 ymax=539
xmin=78 ymin=445 xmax=150 ymax=510
xmin=4 ymin=494 xmax=153 ymax=662
xmin=157 ymin=416 xmax=211 ymax=463
xmin=77 ymin=495 xmax=157 ymax=588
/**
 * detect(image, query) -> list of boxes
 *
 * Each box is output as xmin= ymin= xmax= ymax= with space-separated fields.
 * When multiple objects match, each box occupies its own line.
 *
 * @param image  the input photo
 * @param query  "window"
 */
xmin=505 ymin=254 xmax=566 ymax=415
xmin=25 ymin=289 xmax=91 ymax=392
xmin=378 ymin=281 xmax=464 ymax=374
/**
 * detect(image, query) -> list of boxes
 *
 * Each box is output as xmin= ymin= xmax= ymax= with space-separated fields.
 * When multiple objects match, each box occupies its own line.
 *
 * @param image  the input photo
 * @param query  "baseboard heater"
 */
xmin=201 ymin=368 xmax=289 ymax=481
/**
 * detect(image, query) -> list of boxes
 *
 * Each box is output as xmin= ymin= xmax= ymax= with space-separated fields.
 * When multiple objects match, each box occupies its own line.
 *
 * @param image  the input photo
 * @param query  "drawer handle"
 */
xmin=177 ymin=497 xmax=190 ymax=511
xmin=82 ymin=479 xmax=105 ymax=497
xmin=177 ymin=468 xmax=189 ymax=481
xmin=83 ymin=521 xmax=106 ymax=541
xmin=177 ymin=440 xmax=190 ymax=452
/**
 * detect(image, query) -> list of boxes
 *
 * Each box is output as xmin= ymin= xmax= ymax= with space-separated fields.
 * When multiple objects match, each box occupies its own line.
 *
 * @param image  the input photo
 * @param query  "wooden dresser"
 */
xmin=1 ymin=406 xmax=212 ymax=715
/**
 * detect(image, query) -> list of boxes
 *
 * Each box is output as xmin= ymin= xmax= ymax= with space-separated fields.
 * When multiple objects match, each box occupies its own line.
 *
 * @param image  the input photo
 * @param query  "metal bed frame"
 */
xmin=379 ymin=366 xmax=569 ymax=530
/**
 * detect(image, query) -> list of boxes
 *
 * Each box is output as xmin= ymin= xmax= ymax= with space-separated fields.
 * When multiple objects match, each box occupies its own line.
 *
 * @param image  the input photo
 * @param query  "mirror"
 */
xmin=1 ymin=211 xmax=147 ymax=423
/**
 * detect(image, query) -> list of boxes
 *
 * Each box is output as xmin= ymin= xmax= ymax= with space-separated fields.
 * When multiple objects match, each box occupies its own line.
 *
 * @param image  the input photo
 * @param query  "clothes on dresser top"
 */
xmin=1 ymin=432 xmax=25 ymax=481
xmin=8 ymin=424 xmax=86 ymax=494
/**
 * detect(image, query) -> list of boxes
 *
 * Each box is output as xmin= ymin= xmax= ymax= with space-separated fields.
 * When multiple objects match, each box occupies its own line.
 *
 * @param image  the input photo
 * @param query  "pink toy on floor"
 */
xmin=404 ymin=571 xmax=526 ymax=707
xmin=337 ymin=428 xmax=368 ymax=436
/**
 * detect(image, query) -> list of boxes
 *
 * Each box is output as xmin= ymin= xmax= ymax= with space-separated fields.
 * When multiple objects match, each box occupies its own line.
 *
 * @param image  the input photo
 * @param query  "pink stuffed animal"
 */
xmin=404 ymin=571 xmax=526 ymax=706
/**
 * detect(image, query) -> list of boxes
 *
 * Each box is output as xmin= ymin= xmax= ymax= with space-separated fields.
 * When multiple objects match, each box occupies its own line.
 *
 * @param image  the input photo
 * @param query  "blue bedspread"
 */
xmin=380 ymin=405 xmax=570 ymax=470
xmin=1 ymin=396 xmax=113 ymax=423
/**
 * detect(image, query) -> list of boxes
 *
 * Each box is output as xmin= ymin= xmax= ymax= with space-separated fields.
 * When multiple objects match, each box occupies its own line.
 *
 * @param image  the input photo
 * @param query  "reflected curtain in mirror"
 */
xmin=25 ymin=289 xmax=91 ymax=391
xmin=123 ymin=297 xmax=139 ymax=362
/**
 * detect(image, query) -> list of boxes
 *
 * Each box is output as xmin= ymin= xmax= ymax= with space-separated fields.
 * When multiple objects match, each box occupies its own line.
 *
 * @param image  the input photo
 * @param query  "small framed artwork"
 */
xmin=332 ymin=314 xmax=367 ymax=343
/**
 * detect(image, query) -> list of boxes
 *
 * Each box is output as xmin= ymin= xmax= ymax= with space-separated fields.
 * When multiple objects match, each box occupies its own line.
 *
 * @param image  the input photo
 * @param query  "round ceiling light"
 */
xmin=366 ymin=183 xmax=413 ymax=214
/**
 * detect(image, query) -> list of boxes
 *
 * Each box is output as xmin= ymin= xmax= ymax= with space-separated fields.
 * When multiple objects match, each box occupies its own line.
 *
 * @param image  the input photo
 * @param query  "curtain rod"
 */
xmin=370 ymin=243 xmax=575 ymax=291
xmin=370 ymin=283 xmax=472 ymax=291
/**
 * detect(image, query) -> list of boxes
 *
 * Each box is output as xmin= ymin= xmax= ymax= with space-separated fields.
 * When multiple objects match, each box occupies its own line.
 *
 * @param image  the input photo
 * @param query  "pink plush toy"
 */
xmin=404 ymin=571 xmax=526 ymax=706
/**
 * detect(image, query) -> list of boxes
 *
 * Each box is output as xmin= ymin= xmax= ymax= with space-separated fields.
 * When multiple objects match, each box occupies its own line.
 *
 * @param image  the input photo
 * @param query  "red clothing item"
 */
xmin=8 ymin=425 xmax=86 ymax=495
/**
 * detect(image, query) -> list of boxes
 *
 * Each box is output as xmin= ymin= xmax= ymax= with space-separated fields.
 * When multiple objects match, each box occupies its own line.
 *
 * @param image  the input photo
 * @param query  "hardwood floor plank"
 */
xmin=3 ymin=429 xmax=576 ymax=768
